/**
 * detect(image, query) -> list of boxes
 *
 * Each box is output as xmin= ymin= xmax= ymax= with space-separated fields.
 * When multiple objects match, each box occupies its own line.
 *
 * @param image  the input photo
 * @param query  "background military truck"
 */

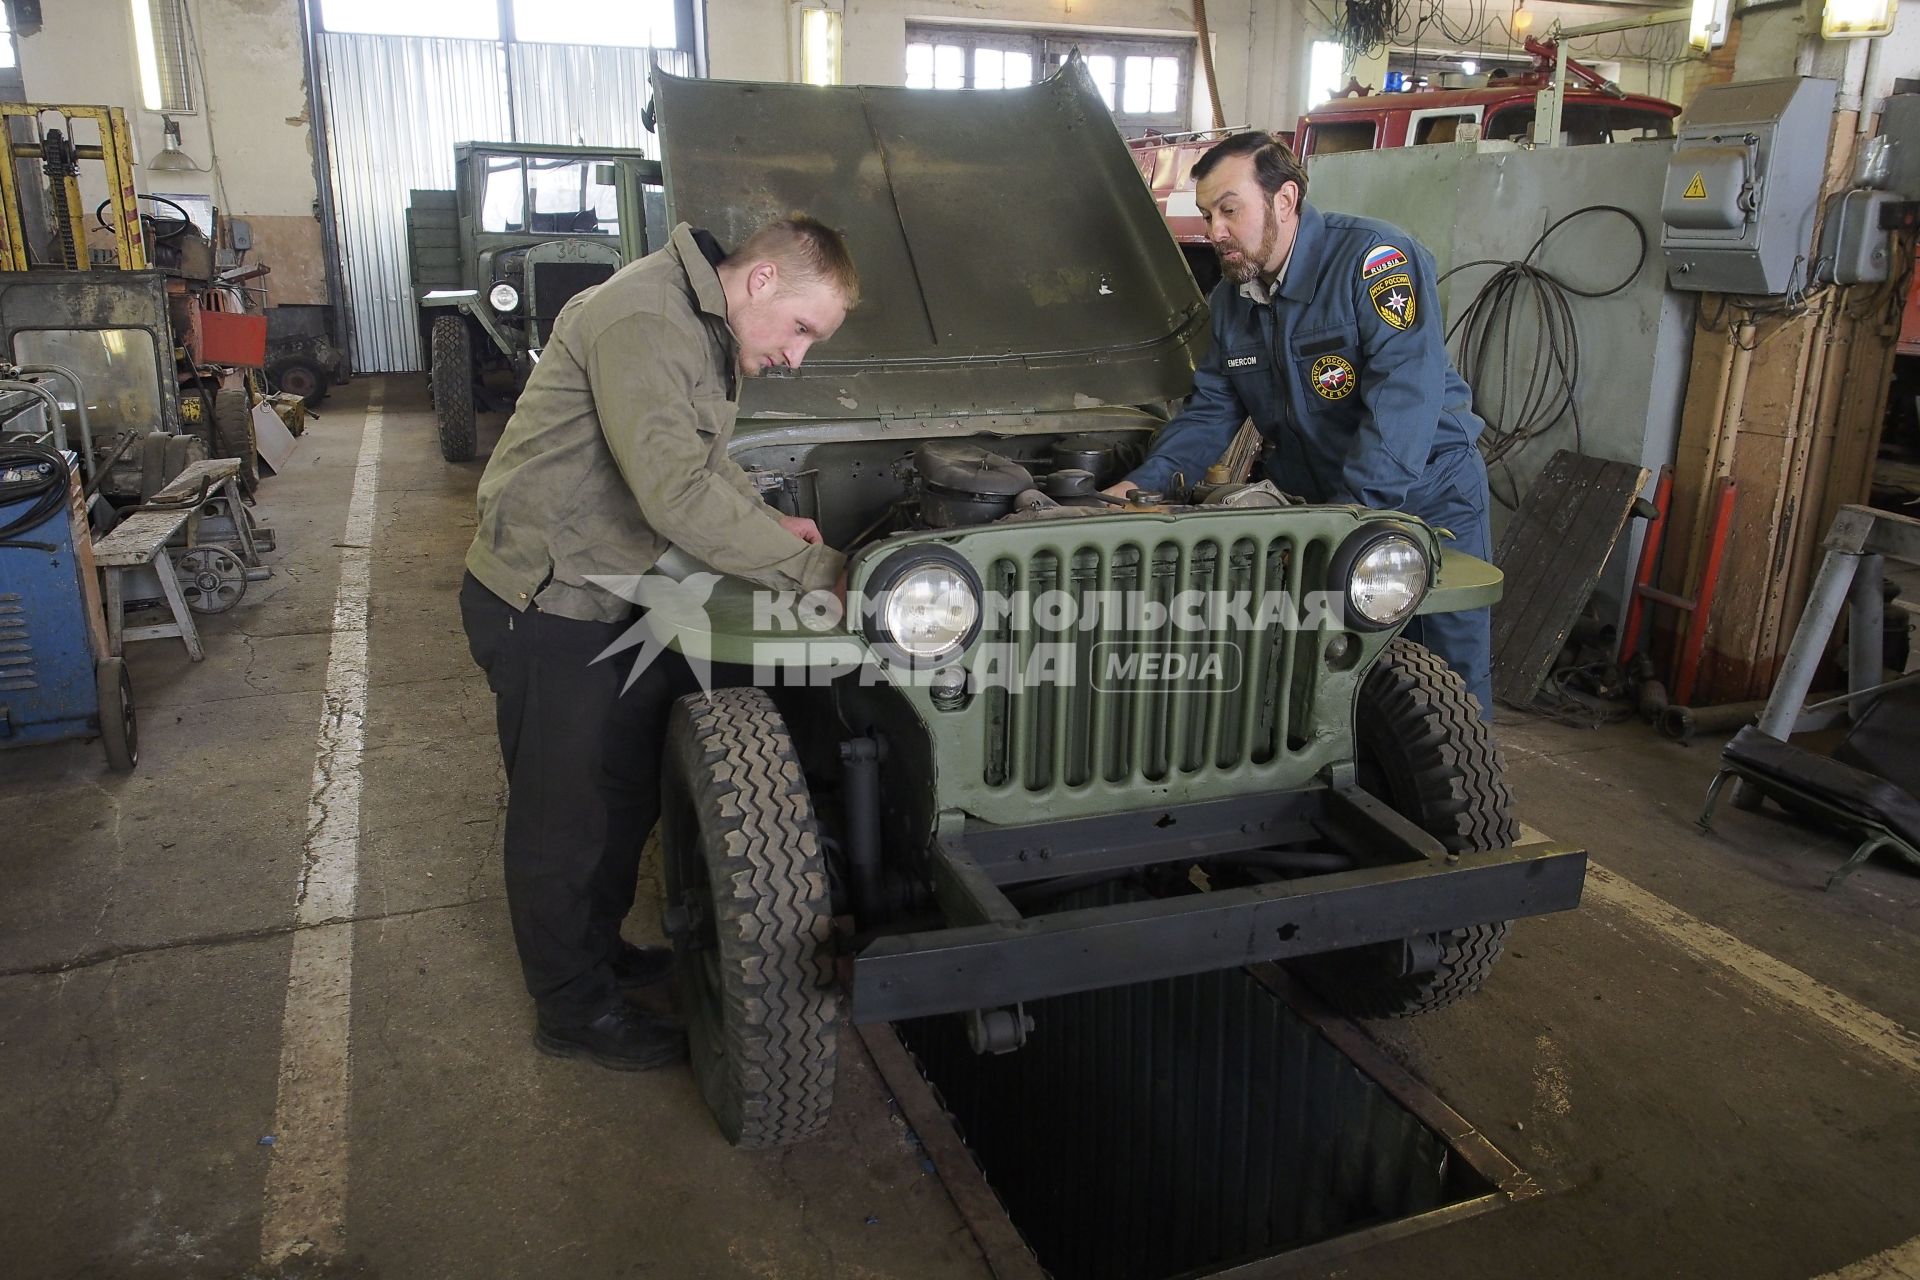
xmin=405 ymin=142 xmax=666 ymax=462
xmin=639 ymin=60 xmax=1587 ymax=1151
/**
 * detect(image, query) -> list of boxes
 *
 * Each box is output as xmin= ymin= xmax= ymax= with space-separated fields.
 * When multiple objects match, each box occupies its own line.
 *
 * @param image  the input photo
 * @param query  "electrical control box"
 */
xmin=1818 ymin=189 xmax=1900 ymax=284
xmin=1660 ymin=77 xmax=1837 ymax=296
xmin=1877 ymin=94 xmax=1920 ymax=201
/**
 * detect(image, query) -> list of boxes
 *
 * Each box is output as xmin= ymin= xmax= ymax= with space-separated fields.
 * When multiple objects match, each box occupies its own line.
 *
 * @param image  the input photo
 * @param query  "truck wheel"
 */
xmin=211 ymin=389 xmax=258 ymax=493
xmin=661 ymin=687 xmax=838 ymax=1148
xmin=266 ymin=353 xmax=329 ymax=407
xmin=1297 ymin=638 xmax=1517 ymax=1018
xmin=430 ymin=315 xmax=476 ymax=463
xmin=96 ymin=657 xmax=138 ymax=772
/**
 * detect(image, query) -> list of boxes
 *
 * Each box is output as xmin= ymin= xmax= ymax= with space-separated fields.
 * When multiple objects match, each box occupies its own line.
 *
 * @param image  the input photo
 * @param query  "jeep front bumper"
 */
xmin=846 ymin=786 xmax=1586 ymax=1023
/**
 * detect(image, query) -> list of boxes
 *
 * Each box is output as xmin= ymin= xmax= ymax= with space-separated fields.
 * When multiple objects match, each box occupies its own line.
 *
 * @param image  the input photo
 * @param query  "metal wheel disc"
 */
xmin=176 ymin=545 xmax=247 ymax=614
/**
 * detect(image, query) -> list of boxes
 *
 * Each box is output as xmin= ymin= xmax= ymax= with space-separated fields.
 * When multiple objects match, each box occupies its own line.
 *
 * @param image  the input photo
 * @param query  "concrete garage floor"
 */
xmin=2 ymin=377 xmax=1917 ymax=1280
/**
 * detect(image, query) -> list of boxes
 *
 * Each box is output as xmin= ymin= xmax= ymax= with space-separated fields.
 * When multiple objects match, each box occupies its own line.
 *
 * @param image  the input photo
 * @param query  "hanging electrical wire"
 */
xmin=1336 ymin=0 xmax=1400 ymax=58
xmin=1439 ymin=205 xmax=1649 ymax=508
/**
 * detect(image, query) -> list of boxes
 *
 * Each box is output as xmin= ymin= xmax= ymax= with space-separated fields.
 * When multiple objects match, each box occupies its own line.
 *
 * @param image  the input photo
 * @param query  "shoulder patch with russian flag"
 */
xmin=1361 ymin=244 xmax=1409 ymax=279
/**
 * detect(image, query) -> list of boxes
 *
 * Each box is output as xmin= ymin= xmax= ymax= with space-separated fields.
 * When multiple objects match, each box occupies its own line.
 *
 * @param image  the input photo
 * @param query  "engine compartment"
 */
xmin=732 ymin=427 xmax=1290 ymax=557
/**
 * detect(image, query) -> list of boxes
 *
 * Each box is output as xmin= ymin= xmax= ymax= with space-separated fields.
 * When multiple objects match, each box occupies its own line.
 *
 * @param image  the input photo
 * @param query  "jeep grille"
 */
xmin=978 ymin=531 xmax=1334 ymax=791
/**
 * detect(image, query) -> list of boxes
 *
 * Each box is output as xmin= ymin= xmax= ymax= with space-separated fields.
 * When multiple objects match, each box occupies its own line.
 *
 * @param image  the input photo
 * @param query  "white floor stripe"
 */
xmin=260 ymin=385 xmax=384 ymax=1262
xmin=1815 ymin=1234 xmax=1920 ymax=1279
xmin=1580 ymin=860 xmax=1920 ymax=1077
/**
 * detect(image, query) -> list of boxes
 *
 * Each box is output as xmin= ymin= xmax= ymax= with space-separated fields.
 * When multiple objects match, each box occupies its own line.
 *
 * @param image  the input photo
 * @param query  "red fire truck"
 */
xmin=1129 ymin=41 xmax=1680 ymax=289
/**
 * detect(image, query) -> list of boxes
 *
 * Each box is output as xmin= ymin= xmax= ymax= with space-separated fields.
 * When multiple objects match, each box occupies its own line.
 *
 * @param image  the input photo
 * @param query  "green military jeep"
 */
xmin=405 ymin=142 xmax=665 ymax=463
xmin=636 ymin=61 xmax=1587 ymax=1149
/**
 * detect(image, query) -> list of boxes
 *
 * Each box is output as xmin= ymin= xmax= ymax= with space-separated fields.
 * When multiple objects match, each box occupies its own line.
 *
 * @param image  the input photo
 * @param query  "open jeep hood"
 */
xmin=652 ymin=57 xmax=1209 ymax=419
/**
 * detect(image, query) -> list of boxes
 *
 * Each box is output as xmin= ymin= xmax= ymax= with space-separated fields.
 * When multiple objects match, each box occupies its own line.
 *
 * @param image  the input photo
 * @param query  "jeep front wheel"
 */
xmin=1296 ymin=638 xmax=1517 ymax=1018
xmin=429 ymin=314 xmax=476 ymax=462
xmin=661 ymin=688 xmax=839 ymax=1148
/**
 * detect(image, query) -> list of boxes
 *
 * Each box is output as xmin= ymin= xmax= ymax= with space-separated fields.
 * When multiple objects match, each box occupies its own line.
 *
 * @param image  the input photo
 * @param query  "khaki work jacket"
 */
xmin=466 ymin=223 xmax=843 ymax=621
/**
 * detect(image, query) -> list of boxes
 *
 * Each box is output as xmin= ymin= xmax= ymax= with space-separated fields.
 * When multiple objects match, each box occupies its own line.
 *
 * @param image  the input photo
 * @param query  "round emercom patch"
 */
xmin=1311 ymin=353 xmax=1357 ymax=401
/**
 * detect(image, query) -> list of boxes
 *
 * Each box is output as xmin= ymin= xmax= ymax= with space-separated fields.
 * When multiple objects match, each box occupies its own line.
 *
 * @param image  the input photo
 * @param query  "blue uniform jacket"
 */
xmin=1128 ymin=202 xmax=1487 ymax=519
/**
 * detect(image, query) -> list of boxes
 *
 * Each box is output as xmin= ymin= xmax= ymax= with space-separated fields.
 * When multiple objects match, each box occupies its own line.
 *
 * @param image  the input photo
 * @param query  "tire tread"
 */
xmin=1302 ymin=638 xmax=1516 ymax=1018
xmin=667 ymin=688 xmax=837 ymax=1148
xmin=430 ymin=315 xmax=476 ymax=463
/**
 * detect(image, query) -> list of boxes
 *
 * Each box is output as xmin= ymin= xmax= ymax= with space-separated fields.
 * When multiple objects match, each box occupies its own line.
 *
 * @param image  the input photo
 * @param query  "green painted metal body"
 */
xmin=650 ymin=498 xmax=1498 ymax=826
xmin=634 ymin=60 xmax=1507 ymax=828
xmin=406 ymin=142 xmax=664 ymax=373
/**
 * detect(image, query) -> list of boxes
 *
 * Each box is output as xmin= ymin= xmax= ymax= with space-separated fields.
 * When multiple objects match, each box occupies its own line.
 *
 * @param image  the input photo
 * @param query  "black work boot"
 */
xmin=534 ymin=1005 xmax=687 ymax=1072
xmin=609 ymin=942 xmax=675 ymax=992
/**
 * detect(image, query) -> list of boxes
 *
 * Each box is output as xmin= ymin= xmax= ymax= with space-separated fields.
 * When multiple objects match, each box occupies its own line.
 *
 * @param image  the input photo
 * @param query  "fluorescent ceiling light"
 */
xmin=801 ymin=9 xmax=841 ymax=87
xmin=1823 ymin=0 xmax=1896 ymax=39
xmin=1689 ymin=0 xmax=1731 ymax=49
xmin=129 ymin=0 xmax=163 ymax=111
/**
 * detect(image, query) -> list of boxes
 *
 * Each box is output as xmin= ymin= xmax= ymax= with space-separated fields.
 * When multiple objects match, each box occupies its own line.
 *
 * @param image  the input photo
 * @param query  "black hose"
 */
xmin=0 ymin=441 xmax=70 ymax=551
xmin=1439 ymin=205 xmax=1649 ymax=508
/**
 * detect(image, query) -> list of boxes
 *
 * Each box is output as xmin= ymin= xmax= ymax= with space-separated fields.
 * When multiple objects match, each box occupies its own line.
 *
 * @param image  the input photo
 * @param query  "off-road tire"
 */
xmin=430 ymin=315 xmax=476 ymax=463
xmin=662 ymin=688 xmax=838 ymax=1148
xmin=211 ymin=388 xmax=258 ymax=492
xmin=1296 ymin=638 xmax=1517 ymax=1018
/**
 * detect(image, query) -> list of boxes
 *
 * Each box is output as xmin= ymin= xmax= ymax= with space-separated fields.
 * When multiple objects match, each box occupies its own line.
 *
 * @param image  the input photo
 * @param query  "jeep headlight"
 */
xmin=488 ymin=282 xmax=520 ymax=312
xmin=865 ymin=549 xmax=982 ymax=667
xmin=1336 ymin=526 xmax=1429 ymax=629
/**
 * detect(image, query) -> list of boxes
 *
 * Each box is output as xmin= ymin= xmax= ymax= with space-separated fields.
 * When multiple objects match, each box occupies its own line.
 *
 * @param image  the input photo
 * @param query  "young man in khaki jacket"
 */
xmin=460 ymin=214 xmax=858 ymax=1070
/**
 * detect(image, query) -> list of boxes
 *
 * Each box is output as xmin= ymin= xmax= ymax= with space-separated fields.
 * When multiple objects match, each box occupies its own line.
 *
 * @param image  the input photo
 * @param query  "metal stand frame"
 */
xmin=1748 ymin=505 xmax=1911 ymax=742
xmin=1700 ymin=505 xmax=1920 ymax=885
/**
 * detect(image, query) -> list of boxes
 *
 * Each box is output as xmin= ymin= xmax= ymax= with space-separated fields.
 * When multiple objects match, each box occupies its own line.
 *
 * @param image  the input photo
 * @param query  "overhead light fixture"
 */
xmin=130 ymin=0 xmax=164 ymax=111
xmin=801 ymin=8 xmax=842 ymax=87
xmin=1511 ymin=6 xmax=1534 ymax=37
xmin=1823 ymin=0 xmax=1896 ymax=38
xmin=148 ymin=115 xmax=201 ymax=171
xmin=1689 ymin=0 xmax=1731 ymax=48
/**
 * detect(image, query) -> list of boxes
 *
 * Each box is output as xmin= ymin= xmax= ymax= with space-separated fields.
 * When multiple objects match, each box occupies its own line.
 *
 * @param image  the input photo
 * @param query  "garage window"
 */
xmin=318 ymin=0 xmax=500 ymax=39
xmin=319 ymin=0 xmax=690 ymax=51
xmin=513 ymin=0 xmax=678 ymax=48
xmin=905 ymin=24 xmax=1194 ymax=134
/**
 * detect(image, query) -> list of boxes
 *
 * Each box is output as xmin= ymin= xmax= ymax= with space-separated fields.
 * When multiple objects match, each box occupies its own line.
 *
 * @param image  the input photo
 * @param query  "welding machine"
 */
xmin=0 ymin=441 xmax=136 ymax=770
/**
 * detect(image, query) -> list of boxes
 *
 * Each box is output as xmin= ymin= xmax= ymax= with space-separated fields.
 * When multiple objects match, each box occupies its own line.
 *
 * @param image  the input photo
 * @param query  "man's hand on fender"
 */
xmin=1101 ymin=480 xmax=1140 ymax=502
xmin=777 ymin=514 xmax=826 ymax=545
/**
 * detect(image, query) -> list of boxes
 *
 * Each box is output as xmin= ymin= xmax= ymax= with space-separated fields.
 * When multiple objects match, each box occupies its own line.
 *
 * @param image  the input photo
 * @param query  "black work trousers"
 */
xmin=459 ymin=572 xmax=701 ymax=1026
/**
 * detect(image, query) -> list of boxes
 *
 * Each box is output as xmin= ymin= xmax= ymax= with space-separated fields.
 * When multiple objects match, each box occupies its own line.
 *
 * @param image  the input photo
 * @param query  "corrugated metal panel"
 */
xmin=508 ymin=43 xmax=691 ymax=151
xmin=896 ymin=888 xmax=1472 ymax=1280
xmin=318 ymin=33 xmax=509 ymax=374
xmin=317 ymin=37 xmax=694 ymax=373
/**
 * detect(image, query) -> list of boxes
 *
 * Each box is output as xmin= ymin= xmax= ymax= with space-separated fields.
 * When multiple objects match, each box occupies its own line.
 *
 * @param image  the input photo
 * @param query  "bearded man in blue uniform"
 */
xmin=1106 ymin=131 xmax=1495 ymax=716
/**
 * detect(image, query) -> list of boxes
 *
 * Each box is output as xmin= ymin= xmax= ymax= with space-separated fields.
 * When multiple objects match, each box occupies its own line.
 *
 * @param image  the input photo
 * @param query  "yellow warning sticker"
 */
xmin=1683 ymin=171 xmax=1708 ymax=200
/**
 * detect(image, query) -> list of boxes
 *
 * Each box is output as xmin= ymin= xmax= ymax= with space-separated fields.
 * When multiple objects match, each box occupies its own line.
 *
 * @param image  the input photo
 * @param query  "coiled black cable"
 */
xmin=1439 ymin=205 xmax=1649 ymax=508
xmin=0 ymin=441 xmax=71 ymax=552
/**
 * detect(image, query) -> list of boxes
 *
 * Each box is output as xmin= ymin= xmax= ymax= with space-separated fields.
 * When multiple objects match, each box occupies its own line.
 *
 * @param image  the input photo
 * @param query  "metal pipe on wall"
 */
xmin=1677 ymin=321 xmax=1754 ymax=619
xmin=1857 ymin=36 xmax=1885 ymax=136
